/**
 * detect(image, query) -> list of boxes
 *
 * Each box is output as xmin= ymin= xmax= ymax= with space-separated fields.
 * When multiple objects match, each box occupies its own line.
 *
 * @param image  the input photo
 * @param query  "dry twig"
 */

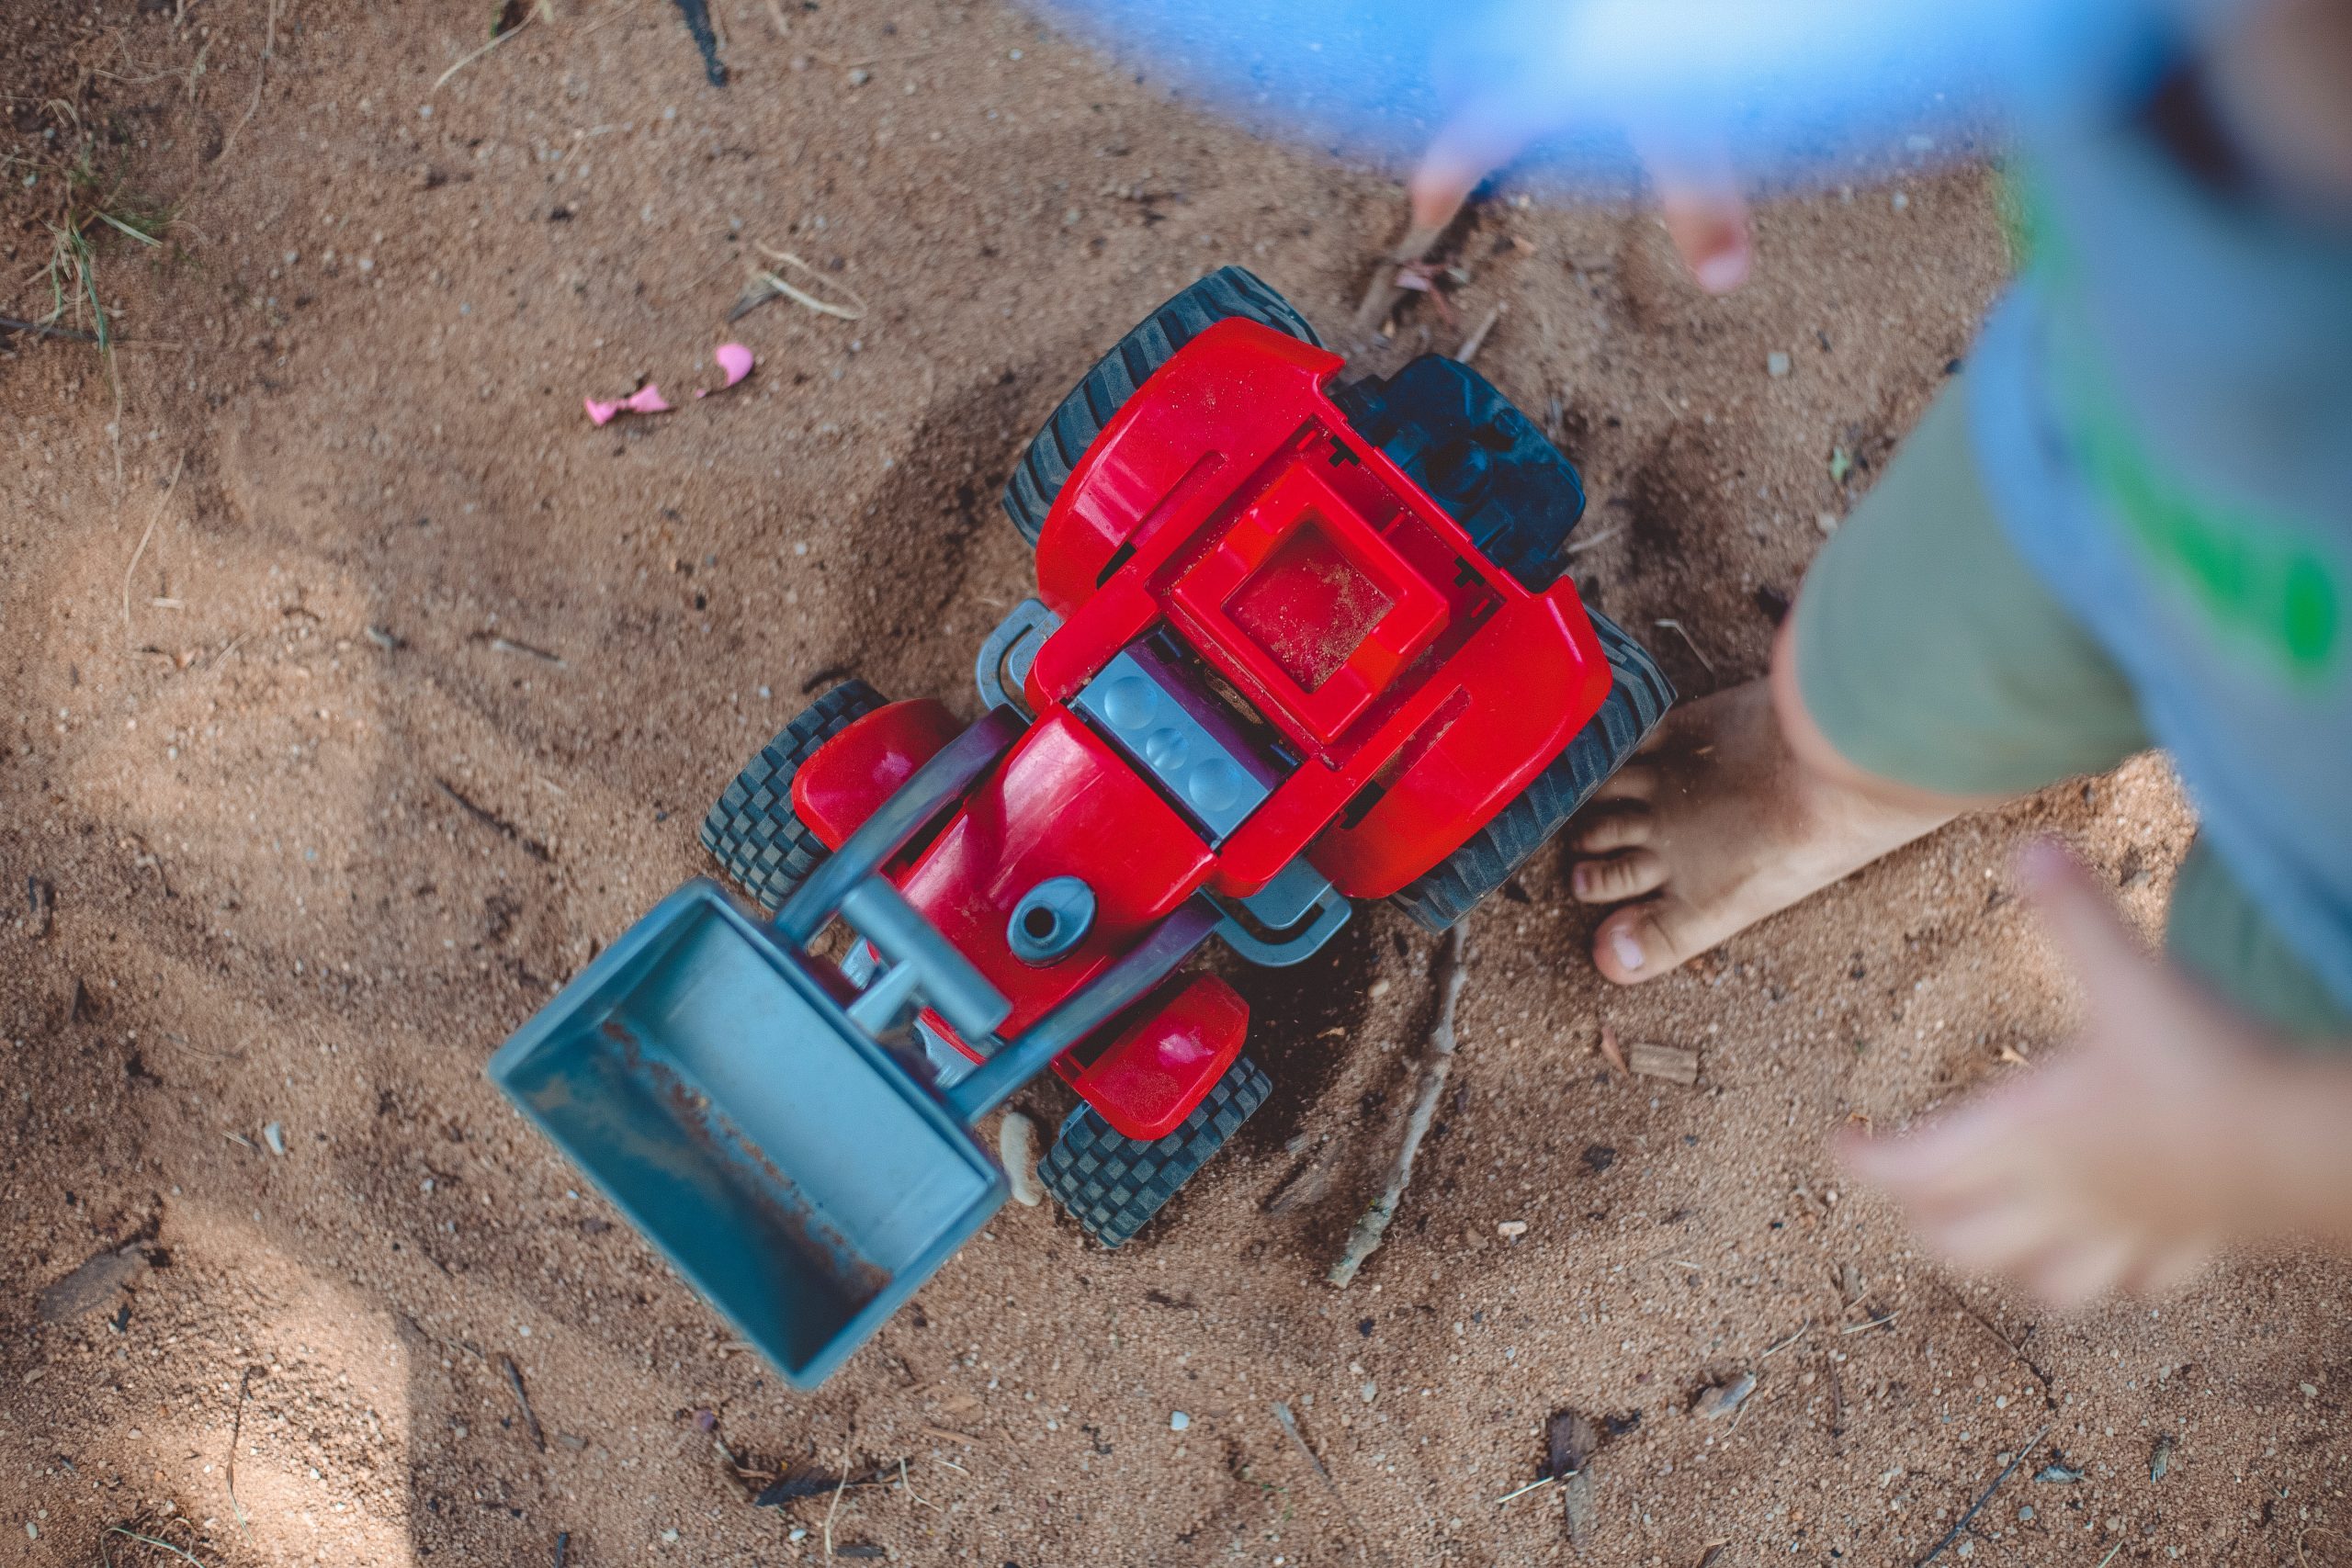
xmin=1329 ymin=925 xmax=1468 ymax=1287
xmin=1913 ymin=1423 xmax=2052 ymax=1567
xmin=1453 ymin=302 xmax=1505 ymax=367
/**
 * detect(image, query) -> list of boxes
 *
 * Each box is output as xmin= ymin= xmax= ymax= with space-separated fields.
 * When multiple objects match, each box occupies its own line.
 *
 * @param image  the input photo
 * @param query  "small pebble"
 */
xmin=662 ymin=1529 xmax=679 ymax=1543
xmin=1816 ymin=512 xmax=1842 ymax=536
xmin=1170 ymin=1411 xmax=1190 ymax=1431
xmin=263 ymin=1122 xmax=287 ymax=1156
xmin=846 ymin=67 xmax=871 ymax=86
xmin=2018 ymin=1505 xmax=2035 ymax=1522
xmin=1766 ymin=351 xmax=1792 ymax=378
xmin=1496 ymin=1220 xmax=1529 ymax=1239
xmin=1361 ymin=1381 xmax=1378 ymax=1404
xmin=999 ymin=1111 xmax=1043 ymax=1207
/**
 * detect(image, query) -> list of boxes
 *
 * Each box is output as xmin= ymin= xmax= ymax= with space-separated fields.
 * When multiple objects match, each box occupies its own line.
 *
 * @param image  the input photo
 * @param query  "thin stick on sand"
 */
xmin=1329 ymin=924 xmax=1468 ymax=1288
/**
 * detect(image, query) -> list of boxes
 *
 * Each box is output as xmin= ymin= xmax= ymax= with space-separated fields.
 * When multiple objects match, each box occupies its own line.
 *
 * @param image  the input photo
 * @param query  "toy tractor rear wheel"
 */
xmin=1389 ymin=610 xmax=1675 ymax=932
xmin=1001 ymin=266 xmax=1322 ymax=547
xmin=701 ymin=680 xmax=887 ymax=915
xmin=1038 ymin=1055 xmax=1271 ymax=1248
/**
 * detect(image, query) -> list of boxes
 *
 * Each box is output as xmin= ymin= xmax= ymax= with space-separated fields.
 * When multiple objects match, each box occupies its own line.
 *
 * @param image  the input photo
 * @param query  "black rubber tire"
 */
xmin=700 ymin=681 xmax=887 ymax=915
xmin=1388 ymin=611 xmax=1676 ymax=932
xmin=1001 ymin=266 xmax=1322 ymax=547
xmin=1038 ymin=1055 xmax=1272 ymax=1248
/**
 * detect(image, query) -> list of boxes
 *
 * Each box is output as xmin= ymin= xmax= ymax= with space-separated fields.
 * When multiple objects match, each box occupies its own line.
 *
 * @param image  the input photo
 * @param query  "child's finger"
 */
xmin=2124 ymin=1240 xmax=2211 ymax=1298
xmin=2019 ymin=838 xmax=2157 ymax=1003
xmin=1408 ymin=108 xmax=1533 ymax=238
xmin=1917 ymin=1191 xmax=2068 ymax=1275
xmin=1838 ymin=1093 xmax=2035 ymax=1197
xmin=2021 ymin=1234 xmax=2134 ymax=1310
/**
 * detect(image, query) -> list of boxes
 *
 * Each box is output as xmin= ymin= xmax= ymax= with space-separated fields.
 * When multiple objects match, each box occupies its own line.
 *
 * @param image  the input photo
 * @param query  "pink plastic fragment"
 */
xmin=584 ymin=383 xmax=674 ymax=426
xmin=695 ymin=342 xmax=755 ymax=399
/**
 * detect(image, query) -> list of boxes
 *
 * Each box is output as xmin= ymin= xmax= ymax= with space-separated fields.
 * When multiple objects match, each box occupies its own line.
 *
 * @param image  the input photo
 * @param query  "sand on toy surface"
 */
xmin=5 ymin=3 xmax=2348 ymax=1564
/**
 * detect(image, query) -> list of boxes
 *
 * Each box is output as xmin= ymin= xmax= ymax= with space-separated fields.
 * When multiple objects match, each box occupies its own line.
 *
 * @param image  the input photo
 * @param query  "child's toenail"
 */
xmin=1610 ymin=928 xmax=1645 ymax=972
xmin=1572 ymin=866 xmax=1589 ymax=897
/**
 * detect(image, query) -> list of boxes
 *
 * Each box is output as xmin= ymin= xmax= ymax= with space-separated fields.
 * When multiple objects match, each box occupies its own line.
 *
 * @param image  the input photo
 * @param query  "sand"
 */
xmin=5 ymin=2 xmax=2349 ymax=1564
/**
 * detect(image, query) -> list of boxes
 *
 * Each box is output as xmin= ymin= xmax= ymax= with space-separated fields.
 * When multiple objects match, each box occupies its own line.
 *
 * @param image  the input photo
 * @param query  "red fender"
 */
xmin=793 ymin=698 xmax=965 ymax=848
xmin=1060 ymin=973 xmax=1249 ymax=1141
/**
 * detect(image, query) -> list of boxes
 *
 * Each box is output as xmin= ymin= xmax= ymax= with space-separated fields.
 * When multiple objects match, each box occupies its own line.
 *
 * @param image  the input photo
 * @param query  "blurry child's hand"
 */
xmin=1842 ymin=842 xmax=2352 ymax=1308
xmin=1407 ymin=116 xmax=1751 ymax=292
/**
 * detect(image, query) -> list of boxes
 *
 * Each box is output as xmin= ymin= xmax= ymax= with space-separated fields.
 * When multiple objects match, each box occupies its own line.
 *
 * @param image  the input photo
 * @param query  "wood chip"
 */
xmin=1596 ymin=1022 xmax=1629 ymax=1077
xmin=1627 ymin=1042 xmax=1700 ymax=1085
xmin=38 ymin=1245 xmax=150 ymax=1324
xmin=1545 ymin=1410 xmax=1598 ymax=1547
xmin=1694 ymin=1371 xmax=1758 ymax=1419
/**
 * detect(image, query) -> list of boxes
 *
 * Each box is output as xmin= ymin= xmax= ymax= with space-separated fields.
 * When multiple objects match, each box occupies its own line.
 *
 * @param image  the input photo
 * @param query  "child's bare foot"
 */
xmin=1565 ymin=678 xmax=1961 ymax=984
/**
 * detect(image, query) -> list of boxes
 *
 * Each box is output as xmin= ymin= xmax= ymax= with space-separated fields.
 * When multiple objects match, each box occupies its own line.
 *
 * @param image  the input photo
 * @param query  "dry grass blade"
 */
xmin=732 ymin=246 xmax=870 ymax=323
xmin=1653 ymin=617 xmax=1717 ymax=675
xmin=433 ymin=0 xmax=552 ymax=92
xmin=105 ymin=1527 xmax=211 ymax=1567
xmin=822 ymin=1472 xmax=848 ymax=1556
xmin=123 ymin=457 xmax=185 ymax=635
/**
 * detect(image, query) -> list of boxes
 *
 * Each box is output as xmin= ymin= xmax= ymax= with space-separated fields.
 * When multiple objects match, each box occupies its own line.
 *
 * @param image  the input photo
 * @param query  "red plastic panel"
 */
xmin=1061 ymin=972 xmax=1248 ymax=1141
xmin=1306 ymin=588 xmax=1611 ymax=897
xmin=794 ymin=699 xmax=965 ymax=848
xmin=894 ymin=710 xmax=1214 ymax=1038
xmin=1166 ymin=460 xmax=1446 ymax=748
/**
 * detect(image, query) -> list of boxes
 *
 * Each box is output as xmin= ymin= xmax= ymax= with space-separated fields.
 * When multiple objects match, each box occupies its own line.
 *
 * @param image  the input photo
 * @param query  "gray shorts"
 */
xmin=1791 ymin=381 xmax=2349 ymax=1039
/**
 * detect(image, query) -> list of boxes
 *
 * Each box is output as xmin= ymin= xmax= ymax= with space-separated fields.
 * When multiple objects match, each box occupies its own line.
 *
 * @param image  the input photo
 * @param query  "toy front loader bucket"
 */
xmin=489 ymin=881 xmax=1006 ymax=1387
xmin=486 ymin=708 xmax=1223 ymax=1388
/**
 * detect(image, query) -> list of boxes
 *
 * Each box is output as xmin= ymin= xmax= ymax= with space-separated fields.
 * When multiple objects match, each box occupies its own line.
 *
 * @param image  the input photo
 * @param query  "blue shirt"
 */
xmin=1968 ymin=56 xmax=2352 ymax=1009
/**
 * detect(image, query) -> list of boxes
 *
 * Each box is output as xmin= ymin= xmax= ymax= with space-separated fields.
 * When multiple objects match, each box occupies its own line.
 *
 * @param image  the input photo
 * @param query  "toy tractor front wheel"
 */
xmin=1039 ymin=1055 xmax=1271 ymax=1248
xmin=1389 ymin=611 xmax=1674 ymax=932
xmin=701 ymin=680 xmax=887 ymax=914
xmin=1002 ymin=266 xmax=1321 ymax=547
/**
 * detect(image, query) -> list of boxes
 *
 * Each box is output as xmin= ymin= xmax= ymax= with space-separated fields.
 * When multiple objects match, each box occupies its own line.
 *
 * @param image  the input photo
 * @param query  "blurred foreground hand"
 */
xmin=1843 ymin=842 xmax=2352 ymax=1308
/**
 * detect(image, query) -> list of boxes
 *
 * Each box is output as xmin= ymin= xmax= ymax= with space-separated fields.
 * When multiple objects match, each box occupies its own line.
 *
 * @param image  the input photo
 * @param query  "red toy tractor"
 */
xmin=698 ymin=267 xmax=1673 ymax=1247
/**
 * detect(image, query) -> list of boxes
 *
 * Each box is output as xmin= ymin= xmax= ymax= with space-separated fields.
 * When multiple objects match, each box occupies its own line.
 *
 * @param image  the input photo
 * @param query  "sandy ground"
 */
xmin=6 ymin=2 xmax=2352 ymax=1565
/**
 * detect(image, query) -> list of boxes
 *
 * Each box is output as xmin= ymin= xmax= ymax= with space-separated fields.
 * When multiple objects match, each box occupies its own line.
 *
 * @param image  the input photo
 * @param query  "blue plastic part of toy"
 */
xmin=1072 ymin=644 xmax=1284 ymax=843
xmin=488 ymin=880 xmax=1010 ymax=1390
